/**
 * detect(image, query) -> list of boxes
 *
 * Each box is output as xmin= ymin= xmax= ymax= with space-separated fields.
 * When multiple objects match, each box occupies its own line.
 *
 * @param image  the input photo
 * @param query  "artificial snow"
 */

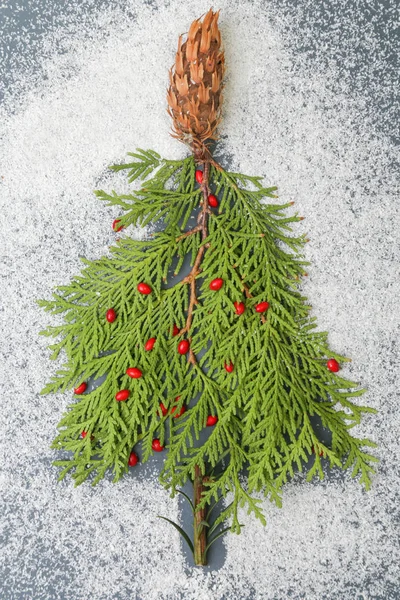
xmin=0 ymin=1 xmax=398 ymax=599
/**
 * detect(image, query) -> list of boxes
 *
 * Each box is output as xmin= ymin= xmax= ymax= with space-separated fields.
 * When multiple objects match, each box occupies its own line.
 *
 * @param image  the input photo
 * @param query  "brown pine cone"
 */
xmin=167 ymin=9 xmax=225 ymax=160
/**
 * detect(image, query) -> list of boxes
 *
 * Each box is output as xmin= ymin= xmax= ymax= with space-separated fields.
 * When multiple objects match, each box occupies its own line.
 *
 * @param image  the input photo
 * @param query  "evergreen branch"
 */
xmin=110 ymin=148 xmax=162 ymax=182
xmin=40 ymin=148 xmax=377 ymax=565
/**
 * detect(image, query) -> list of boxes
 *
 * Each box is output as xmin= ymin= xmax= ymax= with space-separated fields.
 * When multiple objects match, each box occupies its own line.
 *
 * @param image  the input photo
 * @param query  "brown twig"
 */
xmin=193 ymin=464 xmax=209 ymax=566
xmin=176 ymin=225 xmax=202 ymax=242
xmin=188 ymin=343 xmax=197 ymax=366
xmin=175 ymin=160 xmax=213 ymax=562
xmin=179 ymin=161 xmax=211 ymax=345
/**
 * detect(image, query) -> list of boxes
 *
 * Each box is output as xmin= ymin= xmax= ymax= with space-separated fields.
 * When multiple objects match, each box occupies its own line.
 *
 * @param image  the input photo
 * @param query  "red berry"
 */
xmin=171 ymin=401 xmax=186 ymax=418
xmin=206 ymin=415 xmax=218 ymax=427
xmin=106 ymin=308 xmax=117 ymax=323
xmin=312 ymin=446 xmax=324 ymax=457
xmin=128 ymin=451 xmax=139 ymax=467
xmin=178 ymin=339 xmax=190 ymax=355
xmin=152 ymin=438 xmax=164 ymax=452
xmin=115 ymin=389 xmax=130 ymax=402
xmin=255 ymin=301 xmax=269 ymax=313
xmin=112 ymin=219 xmax=124 ymax=232
xmin=171 ymin=405 xmax=186 ymax=418
xmin=327 ymin=358 xmax=340 ymax=373
xmin=144 ymin=337 xmax=156 ymax=351
xmin=74 ymin=382 xmax=87 ymax=395
xmin=159 ymin=402 xmax=168 ymax=416
xmin=224 ymin=361 xmax=234 ymax=373
xmin=126 ymin=367 xmax=142 ymax=379
xmin=208 ymin=194 xmax=218 ymax=208
xmin=209 ymin=278 xmax=224 ymax=291
xmin=172 ymin=323 xmax=180 ymax=337
xmin=195 ymin=170 xmax=203 ymax=184
xmin=81 ymin=431 xmax=94 ymax=441
xmin=234 ymin=301 xmax=245 ymax=315
xmin=137 ymin=282 xmax=152 ymax=295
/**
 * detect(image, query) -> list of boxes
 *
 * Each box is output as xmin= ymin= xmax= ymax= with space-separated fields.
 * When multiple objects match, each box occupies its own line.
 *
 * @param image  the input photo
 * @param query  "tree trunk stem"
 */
xmin=193 ymin=464 xmax=208 ymax=566
xmin=191 ymin=158 xmax=212 ymax=565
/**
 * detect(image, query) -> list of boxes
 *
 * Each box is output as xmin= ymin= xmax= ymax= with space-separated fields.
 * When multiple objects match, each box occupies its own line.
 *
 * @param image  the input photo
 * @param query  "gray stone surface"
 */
xmin=0 ymin=1 xmax=398 ymax=599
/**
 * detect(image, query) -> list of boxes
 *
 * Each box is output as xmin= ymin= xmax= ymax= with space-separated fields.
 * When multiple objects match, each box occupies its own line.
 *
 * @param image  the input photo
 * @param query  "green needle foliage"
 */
xmin=39 ymin=148 xmax=377 ymax=538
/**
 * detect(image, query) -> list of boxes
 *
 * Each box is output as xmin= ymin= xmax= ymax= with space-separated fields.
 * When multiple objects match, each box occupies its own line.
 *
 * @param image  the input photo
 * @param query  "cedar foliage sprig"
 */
xmin=39 ymin=9 xmax=377 ymax=566
xmin=39 ymin=149 xmax=377 ymax=528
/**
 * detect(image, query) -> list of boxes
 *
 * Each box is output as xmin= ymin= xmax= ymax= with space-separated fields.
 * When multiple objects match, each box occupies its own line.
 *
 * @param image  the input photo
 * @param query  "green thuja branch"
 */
xmin=39 ymin=9 xmax=377 ymax=567
xmin=39 ymin=148 xmax=377 ymax=565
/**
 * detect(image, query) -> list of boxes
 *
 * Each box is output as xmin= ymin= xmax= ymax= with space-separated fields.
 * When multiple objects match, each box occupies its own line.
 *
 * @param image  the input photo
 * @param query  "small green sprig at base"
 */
xmin=39 ymin=10 xmax=377 ymax=567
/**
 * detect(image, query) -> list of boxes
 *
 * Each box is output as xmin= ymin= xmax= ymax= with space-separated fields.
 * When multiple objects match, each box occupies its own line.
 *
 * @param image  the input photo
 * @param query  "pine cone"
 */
xmin=167 ymin=9 xmax=225 ymax=160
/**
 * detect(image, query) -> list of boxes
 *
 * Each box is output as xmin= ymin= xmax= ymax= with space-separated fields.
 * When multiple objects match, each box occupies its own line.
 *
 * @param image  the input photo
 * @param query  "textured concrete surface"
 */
xmin=0 ymin=1 xmax=398 ymax=599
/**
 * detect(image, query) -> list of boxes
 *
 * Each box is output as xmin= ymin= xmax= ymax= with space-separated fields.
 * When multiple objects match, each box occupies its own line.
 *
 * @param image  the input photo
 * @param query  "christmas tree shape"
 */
xmin=39 ymin=9 xmax=377 ymax=566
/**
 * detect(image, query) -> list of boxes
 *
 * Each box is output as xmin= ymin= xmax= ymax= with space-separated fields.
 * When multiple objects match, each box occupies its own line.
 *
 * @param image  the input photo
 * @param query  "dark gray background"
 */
xmin=0 ymin=1 xmax=398 ymax=598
